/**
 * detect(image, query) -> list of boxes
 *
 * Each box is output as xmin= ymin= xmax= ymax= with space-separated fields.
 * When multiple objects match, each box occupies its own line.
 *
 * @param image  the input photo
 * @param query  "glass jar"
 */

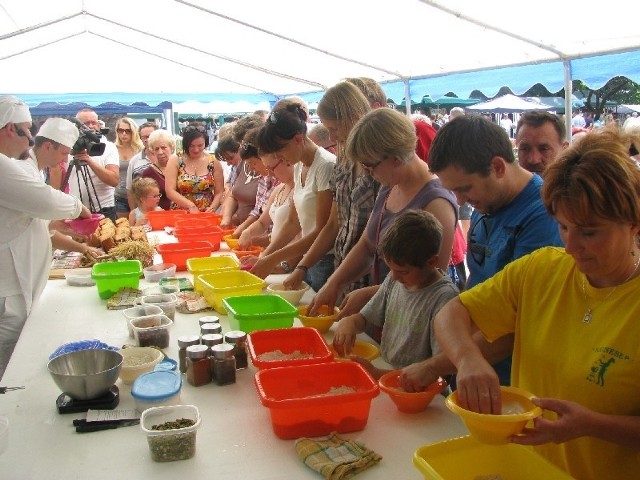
xmin=177 ymin=335 xmax=201 ymax=374
xmin=202 ymin=333 xmax=224 ymax=380
xmin=186 ymin=344 xmax=211 ymax=386
xmin=211 ymin=344 xmax=236 ymax=386
xmin=224 ymin=330 xmax=248 ymax=369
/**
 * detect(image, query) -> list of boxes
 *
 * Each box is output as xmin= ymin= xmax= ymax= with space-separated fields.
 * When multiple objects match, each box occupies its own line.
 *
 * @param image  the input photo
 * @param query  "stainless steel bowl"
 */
xmin=47 ymin=349 xmax=123 ymax=400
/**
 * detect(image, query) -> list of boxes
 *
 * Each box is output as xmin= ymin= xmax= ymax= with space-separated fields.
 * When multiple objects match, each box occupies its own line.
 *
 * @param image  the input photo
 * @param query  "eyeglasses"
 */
xmin=117 ymin=128 xmax=132 ymax=134
xmin=360 ymin=158 xmax=385 ymax=174
xmin=220 ymin=152 xmax=237 ymax=163
xmin=146 ymin=193 xmax=162 ymax=199
xmin=268 ymin=111 xmax=279 ymax=124
xmin=265 ymin=158 xmax=283 ymax=174
xmin=468 ymin=214 xmax=491 ymax=266
xmin=140 ymin=135 xmax=150 ymax=141
xmin=324 ymin=143 xmax=337 ymax=150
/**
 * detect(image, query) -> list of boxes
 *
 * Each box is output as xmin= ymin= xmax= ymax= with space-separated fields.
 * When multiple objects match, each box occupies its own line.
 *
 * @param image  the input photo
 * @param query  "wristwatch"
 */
xmin=280 ymin=260 xmax=291 ymax=273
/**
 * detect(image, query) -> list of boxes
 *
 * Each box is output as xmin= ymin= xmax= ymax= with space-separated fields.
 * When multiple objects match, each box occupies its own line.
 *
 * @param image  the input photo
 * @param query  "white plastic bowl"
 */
xmin=143 ymin=263 xmax=177 ymax=283
xmin=64 ymin=268 xmax=96 ymax=287
xmin=266 ymin=282 xmax=310 ymax=306
xmin=119 ymin=347 xmax=164 ymax=385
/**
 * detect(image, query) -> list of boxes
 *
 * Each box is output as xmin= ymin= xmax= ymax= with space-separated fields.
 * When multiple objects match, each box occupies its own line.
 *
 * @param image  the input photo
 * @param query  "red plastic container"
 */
xmin=146 ymin=210 xmax=185 ymax=230
xmin=247 ymin=327 xmax=333 ymax=369
xmin=254 ymin=362 xmax=379 ymax=439
xmin=156 ymin=241 xmax=212 ymax=271
xmin=175 ymin=218 xmax=221 ymax=230
xmin=174 ymin=228 xmax=221 ymax=251
xmin=176 ymin=212 xmax=222 ymax=225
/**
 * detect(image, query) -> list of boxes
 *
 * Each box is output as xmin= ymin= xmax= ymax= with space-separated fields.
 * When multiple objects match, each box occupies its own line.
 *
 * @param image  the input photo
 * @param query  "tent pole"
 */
xmin=404 ymin=80 xmax=411 ymax=116
xmin=564 ymin=60 xmax=572 ymax=142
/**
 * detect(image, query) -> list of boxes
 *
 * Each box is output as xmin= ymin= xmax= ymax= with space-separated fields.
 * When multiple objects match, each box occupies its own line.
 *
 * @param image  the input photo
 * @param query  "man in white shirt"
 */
xmin=0 ymin=98 xmax=90 ymax=377
xmin=68 ymin=109 xmax=119 ymax=221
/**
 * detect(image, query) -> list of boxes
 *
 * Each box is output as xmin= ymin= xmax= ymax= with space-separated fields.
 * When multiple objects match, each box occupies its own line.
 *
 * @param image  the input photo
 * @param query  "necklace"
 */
xmin=580 ymin=254 xmax=640 ymax=324
xmin=243 ymin=161 xmax=260 ymax=184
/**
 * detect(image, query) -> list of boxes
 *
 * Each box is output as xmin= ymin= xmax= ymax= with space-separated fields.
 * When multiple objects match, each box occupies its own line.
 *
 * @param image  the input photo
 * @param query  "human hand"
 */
xmin=336 ymin=287 xmax=375 ymax=321
xmin=50 ymin=219 xmax=84 ymax=239
xmin=249 ymin=255 xmax=276 ymax=279
xmin=400 ymin=361 xmax=441 ymax=393
xmin=510 ymin=397 xmax=592 ymax=446
xmin=332 ymin=316 xmax=359 ymax=357
xmin=454 ymin=360 xmax=502 ymax=414
xmin=79 ymin=206 xmax=92 ymax=219
xmin=187 ymin=203 xmax=199 ymax=213
xmin=349 ymin=356 xmax=386 ymax=380
xmin=308 ymin=281 xmax=340 ymax=316
xmin=282 ymin=268 xmax=305 ymax=291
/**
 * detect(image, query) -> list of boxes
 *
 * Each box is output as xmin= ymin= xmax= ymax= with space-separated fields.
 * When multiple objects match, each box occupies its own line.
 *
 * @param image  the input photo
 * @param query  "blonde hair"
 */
xmin=115 ymin=117 xmax=144 ymax=152
xmin=148 ymin=129 xmax=175 ymax=152
xmin=131 ymin=177 xmax=159 ymax=202
xmin=344 ymin=77 xmax=387 ymax=107
xmin=346 ymin=108 xmax=416 ymax=166
xmin=542 ymin=127 xmax=640 ymax=226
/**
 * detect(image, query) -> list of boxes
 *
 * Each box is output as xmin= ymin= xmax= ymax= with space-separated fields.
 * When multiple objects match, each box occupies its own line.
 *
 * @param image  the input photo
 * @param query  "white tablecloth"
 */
xmin=0 ymin=235 xmax=467 ymax=479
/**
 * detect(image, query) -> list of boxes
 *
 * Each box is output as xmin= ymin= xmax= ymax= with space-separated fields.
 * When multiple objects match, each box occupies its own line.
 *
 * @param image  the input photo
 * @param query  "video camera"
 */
xmin=71 ymin=119 xmax=106 ymax=157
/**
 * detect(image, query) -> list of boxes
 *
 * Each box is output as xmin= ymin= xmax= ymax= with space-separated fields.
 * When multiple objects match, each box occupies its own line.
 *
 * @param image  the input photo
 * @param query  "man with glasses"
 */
xmin=405 ymin=115 xmax=563 ymax=387
xmin=68 ymin=108 xmax=119 ymax=222
xmin=126 ymin=122 xmax=158 ymax=211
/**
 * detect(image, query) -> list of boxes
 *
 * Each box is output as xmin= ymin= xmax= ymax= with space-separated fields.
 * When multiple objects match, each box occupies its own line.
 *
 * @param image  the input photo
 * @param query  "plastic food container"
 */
xmin=174 ymin=228 xmax=222 ymax=251
xmin=247 ymin=327 xmax=334 ymax=369
xmin=378 ymin=371 xmax=447 ymax=414
xmin=223 ymin=234 xmax=239 ymax=250
xmin=175 ymin=216 xmax=221 ymax=229
xmin=186 ymin=255 xmax=240 ymax=293
xmin=445 ymin=386 xmax=542 ymax=444
xmin=64 ymin=268 xmax=96 ymax=287
xmin=119 ymin=347 xmax=165 ymax=385
xmin=176 ymin=211 xmax=222 ymax=224
xmin=131 ymin=370 xmax=182 ymax=413
xmin=91 ymin=260 xmax=143 ymax=299
xmin=143 ymin=263 xmax=177 ymax=282
xmin=141 ymin=404 xmax=201 ymax=462
xmin=130 ymin=314 xmax=173 ymax=349
xmin=64 ymin=213 xmax=103 ymax=235
xmin=157 ymin=241 xmax=213 ymax=271
xmin=146 ymin=210 xmax=185 ymax=230
xmin=297 ymin=304 xmax=339 ymax=332
xmin=139 ymin=293 xmax=178 ymax=320
xmin=122 ymin=304 xmax=164 ymax=338
xmin=254 ymin=361 xmax=379 ymax=439
xmin=266 ymin=282 xmax=310 ymax=306
xmin=413 ymin=435 xmax=573 ymax=479
xmin=330 ymin=340 xmax=381 ymax=362
xmin=199 ymin=270 xmax=266 ymax=314
xmin=223 ymin=294 xmax=297 ymax=332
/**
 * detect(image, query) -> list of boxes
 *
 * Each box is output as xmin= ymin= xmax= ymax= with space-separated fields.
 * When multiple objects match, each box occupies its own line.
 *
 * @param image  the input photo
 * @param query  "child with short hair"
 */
xmin=129 ymin=177 xmax=163 ymax=226
xmin=333 ymin=209 xmax=459 ymax=379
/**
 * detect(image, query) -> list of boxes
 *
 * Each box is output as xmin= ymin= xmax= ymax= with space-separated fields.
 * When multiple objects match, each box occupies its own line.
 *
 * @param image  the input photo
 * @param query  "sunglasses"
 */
xmin=360 ymin=158 xmax=385 ymax=174
xmin=468 ymin=214 xmax=491 ymax=266
xmin=117 ymin=128 xmax=132 ymax=134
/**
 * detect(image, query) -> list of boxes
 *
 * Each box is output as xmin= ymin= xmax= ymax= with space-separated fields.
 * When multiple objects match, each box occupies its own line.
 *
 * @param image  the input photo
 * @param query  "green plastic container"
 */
xmin=91 ymin=260 xmax=142 ymax=299
xmin=222 ymin=294 xmax=297 ymax=333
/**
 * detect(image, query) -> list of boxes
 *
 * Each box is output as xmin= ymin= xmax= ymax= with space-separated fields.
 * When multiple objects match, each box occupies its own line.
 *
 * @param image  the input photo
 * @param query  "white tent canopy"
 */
xmin=1 ymin=0 xmax=640 ymax=108
xmin=467 ymin=94 xmax=553 ymax=113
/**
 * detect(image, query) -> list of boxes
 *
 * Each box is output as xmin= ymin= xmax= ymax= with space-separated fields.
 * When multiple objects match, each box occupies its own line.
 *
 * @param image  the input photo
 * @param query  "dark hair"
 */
xmin=240 ymin=127 xmax=261 ymax=160
xmin=232 ymin=114 xmax=265 ymax=143
xmin=139 ymin=121 xmax=158 ymax=131
xmin=429 ymin=115 xmax=515 ymax=176
xmin=182 ymin=121 xmax=209 ymax=151
xmin=516 ymin=111 xmax=565 ymax=142
xmin=216 ymin=135 xmax=240 ymax=160
xmin=381 ymin=210 xmax=443 ymax=268
xmin=256 ymin=99 xmax=308 ymax=154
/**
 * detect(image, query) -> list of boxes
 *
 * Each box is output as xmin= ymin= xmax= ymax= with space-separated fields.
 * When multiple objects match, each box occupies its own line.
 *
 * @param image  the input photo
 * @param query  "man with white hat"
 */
xmin=0 ymin=97 xmax=91 ymax=377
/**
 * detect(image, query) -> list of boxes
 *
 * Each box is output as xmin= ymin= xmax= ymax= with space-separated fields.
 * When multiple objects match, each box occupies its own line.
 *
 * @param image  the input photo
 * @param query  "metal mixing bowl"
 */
xmin=47 ymin=349 xmax=123 ymax=400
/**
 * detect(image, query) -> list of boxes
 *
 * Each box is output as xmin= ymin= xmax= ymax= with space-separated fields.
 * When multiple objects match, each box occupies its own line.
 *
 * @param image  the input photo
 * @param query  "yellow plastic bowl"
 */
xmin=297 ymin=304 xmax=339 ymax=333
xmin=445 ymin=386 xmax=542 ymax=444
xmin=330 ymin=340 xmax=380 ymax=361
xmin=379 ymin=371 xmax=447 ymax=414
xmin=224 ymin=235 xmax=239 ymax=249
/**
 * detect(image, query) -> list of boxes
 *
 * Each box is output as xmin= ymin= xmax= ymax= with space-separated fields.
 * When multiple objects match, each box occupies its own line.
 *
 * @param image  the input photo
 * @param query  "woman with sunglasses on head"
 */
xmin=249 ymin=100 xmax=336 ymax=290
xmin=308 ymin=108 xmax=457 ymax=340
xmin=114 ymin=117 xmax=143 ymax=218
xmin=165 ymin=122 xmax=224 ymax=213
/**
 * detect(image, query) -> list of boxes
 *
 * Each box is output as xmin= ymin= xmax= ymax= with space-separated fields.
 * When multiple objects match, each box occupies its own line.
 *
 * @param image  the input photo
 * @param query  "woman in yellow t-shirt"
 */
xmin=433 ymin=127 xmax=640 ymax=480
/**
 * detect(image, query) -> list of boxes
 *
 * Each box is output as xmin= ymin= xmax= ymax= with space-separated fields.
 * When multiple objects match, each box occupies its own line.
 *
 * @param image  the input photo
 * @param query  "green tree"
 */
xmin=569 ymin=77 xmax=640 ymax=118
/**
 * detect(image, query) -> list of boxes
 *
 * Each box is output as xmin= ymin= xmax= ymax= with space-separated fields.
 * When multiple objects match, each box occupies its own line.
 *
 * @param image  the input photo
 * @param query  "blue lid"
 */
xmin=154 ymin=357 xmax=178 ymax=372
xmin=131 ymin=370 xmax=182 ymax=400
xmin=49 ymin=340 xmax=118 ymax=360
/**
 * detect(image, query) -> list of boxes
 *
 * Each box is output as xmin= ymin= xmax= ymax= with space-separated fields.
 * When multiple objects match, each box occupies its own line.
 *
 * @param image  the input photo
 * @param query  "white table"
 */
xmin=0 ymin=236 xmax=468 ymax=480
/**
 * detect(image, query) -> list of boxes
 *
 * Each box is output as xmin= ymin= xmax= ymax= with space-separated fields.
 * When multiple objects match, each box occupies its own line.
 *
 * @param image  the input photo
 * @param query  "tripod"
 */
xmin=61 ymin=158 xmax=103 ymax=214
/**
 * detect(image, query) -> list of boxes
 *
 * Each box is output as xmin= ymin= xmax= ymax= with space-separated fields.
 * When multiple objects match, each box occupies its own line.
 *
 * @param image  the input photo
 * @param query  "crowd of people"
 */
xmin=1 ymin=85 xmax=640 ymax=479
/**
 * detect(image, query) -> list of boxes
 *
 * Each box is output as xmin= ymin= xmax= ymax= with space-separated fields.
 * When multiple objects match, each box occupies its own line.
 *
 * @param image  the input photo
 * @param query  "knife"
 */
xmin=74 ymin=418 xmax=140 ymax=433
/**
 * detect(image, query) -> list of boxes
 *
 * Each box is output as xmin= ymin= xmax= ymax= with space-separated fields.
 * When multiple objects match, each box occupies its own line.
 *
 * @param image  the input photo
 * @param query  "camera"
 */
xmin=71 ymin=119 xmax=106 ymax=157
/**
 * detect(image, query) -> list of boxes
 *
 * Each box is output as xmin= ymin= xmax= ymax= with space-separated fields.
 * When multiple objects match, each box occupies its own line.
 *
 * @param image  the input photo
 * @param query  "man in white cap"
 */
xmin=69 ymin=108 xmax=119 ymax=222
xmin=0 ymin=97 xmax=91 ymax=377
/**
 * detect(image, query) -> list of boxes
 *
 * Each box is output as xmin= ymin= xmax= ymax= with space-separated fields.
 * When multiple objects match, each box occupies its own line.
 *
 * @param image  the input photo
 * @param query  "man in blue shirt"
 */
xmin=400 ymin=114 xmax=562 ymax=390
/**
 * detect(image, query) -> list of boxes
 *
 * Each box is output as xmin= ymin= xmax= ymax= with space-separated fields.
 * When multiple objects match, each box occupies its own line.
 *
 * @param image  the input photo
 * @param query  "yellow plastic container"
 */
xmin=199 ymin=270 xmax=266 ymax=314
xmin=445 ymin=386 xmax=542 ymax=444
xmin=330 ymin=340 xmax=380 ymax=362
xmin=186 ymin=255 xmax=240 ymax=293
xmin=413 ymin=435 xmax=573 ymax=479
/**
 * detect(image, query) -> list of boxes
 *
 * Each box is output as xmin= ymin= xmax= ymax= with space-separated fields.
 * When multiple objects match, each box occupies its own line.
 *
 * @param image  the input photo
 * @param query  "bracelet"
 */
xmin=295 ymin=265 xmax=308 ymax=274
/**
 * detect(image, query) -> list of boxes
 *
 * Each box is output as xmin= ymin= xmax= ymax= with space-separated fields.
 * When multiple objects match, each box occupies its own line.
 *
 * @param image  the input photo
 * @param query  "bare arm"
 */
xmin=73 ymin=152 xmax=119 ymax=187
xmin=424 ymin=197 xmax=457 ymax=270
xmin=164 ymin=155 xmax=197 ymax=212
xmin=206 ymin=158 xmax=225 ymax=212
xmin=238 ymin=186 xmax=279 ymax=248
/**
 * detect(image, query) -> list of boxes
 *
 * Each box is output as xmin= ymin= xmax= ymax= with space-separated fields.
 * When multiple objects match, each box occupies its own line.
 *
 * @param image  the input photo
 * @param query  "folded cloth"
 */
xmin=106 ymin=287 xmax=143 ymax=309
xmin=295 ymin=432 xmax=382 ymax=480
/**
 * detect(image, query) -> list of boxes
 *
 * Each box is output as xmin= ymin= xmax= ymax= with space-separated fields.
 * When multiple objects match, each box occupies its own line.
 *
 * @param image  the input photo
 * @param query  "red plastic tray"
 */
xmin=156 ymin=241 xmax=212 ymax=271
xmin=247 ymin=327 xmax=333 ymax=369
